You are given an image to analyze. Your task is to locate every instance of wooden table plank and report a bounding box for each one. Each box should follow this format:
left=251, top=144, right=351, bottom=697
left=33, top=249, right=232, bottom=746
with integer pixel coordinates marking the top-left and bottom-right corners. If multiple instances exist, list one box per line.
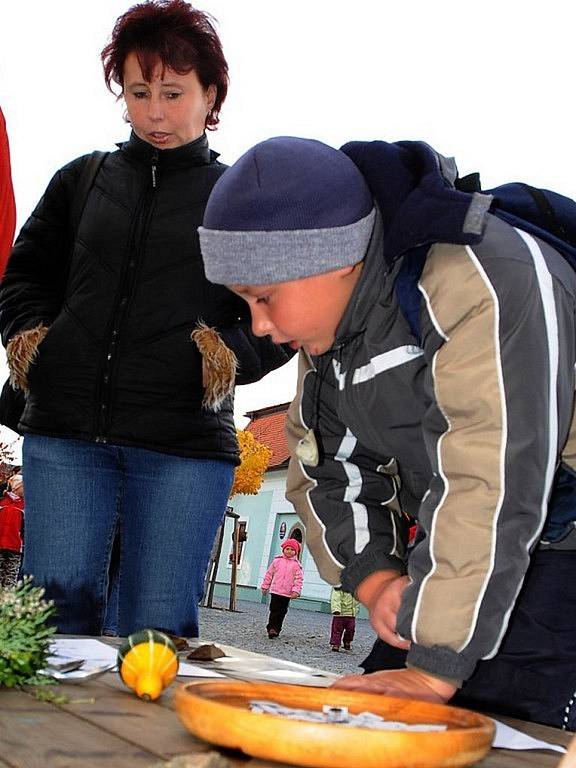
left=0, top=689, right=162, bottom=767
left=2, top=635, right=572, bottom=768
left=50, top=678, right=210, bottom=761
left=0, top=679, right=569, bottom=768
left=55, top=676, right=286, bottom=767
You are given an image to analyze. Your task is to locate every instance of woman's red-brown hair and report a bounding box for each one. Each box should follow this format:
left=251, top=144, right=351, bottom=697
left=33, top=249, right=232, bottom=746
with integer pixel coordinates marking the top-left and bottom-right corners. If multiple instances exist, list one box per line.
left=101, top=0, right=228, bottom=130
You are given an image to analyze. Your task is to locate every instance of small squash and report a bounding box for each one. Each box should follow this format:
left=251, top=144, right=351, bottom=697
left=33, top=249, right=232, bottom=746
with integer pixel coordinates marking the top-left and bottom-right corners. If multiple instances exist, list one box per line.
left=118, top=629, right=179, bottom=701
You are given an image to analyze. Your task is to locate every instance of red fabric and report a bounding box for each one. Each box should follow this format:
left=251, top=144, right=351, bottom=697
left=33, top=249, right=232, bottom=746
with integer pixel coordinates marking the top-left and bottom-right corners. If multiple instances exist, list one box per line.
left=0, top=108, right=16, bottom=279
left=0, top=493, right=23, bottom=552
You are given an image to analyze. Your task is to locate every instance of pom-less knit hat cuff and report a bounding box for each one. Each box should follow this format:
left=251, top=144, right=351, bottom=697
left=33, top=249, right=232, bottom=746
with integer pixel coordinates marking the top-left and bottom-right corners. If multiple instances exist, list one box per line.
left=199, top=207, right=376, bottom=286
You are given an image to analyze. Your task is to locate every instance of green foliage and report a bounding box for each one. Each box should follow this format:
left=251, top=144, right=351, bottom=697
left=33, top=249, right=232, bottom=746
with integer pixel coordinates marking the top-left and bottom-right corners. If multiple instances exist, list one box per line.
left=0, top=577, right=55, bottom=687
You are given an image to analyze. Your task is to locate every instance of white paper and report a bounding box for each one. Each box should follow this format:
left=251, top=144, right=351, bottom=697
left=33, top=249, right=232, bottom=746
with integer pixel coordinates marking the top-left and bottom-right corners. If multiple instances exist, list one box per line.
left=49, top=638, right=119, bottom=669
left=255, top=669, right=318, bottom=679
left=50, top=639, right=226, bottom=678
left=493, top=719, right=567, bottom=754
left=177, top=662, right=225, bottom=678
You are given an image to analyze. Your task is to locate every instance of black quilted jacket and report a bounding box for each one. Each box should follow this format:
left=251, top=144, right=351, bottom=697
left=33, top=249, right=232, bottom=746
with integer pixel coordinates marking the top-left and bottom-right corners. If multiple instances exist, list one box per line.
left=0, top=132, right=291, bottom=461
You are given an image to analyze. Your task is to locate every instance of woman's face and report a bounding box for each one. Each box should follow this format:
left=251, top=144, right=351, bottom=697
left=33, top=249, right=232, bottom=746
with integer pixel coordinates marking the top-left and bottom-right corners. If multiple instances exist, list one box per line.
left=123, top=51, right=216, bottom=149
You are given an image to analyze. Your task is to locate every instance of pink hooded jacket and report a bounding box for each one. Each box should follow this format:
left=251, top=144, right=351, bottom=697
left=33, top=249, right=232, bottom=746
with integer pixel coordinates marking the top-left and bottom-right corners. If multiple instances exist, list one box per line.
left=261, top=554, right=303, bottom=597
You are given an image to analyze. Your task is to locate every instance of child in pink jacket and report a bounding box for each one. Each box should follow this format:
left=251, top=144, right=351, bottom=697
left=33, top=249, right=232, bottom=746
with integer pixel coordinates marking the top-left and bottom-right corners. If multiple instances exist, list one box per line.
left=261, top=538, right=303, bottom=638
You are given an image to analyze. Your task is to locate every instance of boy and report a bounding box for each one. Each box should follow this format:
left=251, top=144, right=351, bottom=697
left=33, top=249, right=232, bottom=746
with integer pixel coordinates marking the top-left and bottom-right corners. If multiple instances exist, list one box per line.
left=199, top=137, right=576, bottom=729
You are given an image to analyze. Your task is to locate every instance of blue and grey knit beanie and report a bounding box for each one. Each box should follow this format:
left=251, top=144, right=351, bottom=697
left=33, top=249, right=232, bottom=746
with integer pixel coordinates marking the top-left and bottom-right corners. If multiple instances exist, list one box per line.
left=199, top=136, right=375, bottom=285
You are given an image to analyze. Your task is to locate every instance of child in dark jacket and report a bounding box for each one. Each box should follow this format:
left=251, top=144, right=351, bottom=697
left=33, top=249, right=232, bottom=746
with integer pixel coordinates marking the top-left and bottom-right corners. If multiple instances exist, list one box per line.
left=261, top=538, right=303, bottom=638
left=200, top=136, right=576, bottom=730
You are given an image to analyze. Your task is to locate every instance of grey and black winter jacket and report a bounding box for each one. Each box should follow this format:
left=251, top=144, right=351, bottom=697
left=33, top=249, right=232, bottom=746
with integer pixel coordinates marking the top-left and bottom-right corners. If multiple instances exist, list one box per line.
left=285, top=140, right=576, bottom=683
left=0, top=132, right=291, bottom=461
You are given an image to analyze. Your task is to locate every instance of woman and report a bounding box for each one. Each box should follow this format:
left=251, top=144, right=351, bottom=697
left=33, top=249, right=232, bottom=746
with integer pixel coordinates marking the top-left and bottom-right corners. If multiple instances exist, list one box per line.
left=0, top=0, right=290, bottom=636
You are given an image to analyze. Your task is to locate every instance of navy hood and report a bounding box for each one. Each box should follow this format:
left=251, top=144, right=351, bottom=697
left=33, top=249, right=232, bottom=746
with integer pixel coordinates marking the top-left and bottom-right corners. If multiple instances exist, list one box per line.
left=341, top=140, right=488, bottom=265
left=342, top=139, right=576, bottom=270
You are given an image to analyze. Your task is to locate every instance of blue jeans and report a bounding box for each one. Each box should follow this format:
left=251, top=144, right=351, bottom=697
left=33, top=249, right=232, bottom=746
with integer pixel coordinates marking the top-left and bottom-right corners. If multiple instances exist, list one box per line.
left=22, top=435, right=233, bottom=636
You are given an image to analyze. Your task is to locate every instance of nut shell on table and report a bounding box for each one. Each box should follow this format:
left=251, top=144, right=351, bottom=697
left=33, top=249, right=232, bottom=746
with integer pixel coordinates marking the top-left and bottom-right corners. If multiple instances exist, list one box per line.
left=186, top=643, right=227, bottom=661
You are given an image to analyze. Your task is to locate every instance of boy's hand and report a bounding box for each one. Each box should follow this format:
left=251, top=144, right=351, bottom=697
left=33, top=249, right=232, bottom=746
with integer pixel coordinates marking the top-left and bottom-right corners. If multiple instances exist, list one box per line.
left=357, top=570, right=410, bottom=650
left=332, top=668, right=457, bottom=705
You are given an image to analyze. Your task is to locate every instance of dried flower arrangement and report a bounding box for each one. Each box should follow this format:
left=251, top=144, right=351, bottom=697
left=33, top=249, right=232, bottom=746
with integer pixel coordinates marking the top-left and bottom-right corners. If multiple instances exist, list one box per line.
left=229, top=430, right=272, bottom=498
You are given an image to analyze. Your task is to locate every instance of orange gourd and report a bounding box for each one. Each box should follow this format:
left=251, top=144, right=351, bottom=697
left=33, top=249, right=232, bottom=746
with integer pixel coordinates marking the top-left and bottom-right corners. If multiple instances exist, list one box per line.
left=117, top=629, right=179, bottom=701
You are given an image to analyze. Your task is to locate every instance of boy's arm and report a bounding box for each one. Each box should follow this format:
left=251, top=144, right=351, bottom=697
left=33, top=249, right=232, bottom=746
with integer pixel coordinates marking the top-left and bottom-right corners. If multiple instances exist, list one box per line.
left=285, top=350, right=410, bottom=594
left=396, top=237, right=575, bottom=684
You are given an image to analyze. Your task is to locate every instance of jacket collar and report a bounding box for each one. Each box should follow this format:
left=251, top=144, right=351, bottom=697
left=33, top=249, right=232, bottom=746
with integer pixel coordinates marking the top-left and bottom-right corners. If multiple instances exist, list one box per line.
left=119, top=130, right=216, bottom=168
left=335, top=204, right=386, bottom=345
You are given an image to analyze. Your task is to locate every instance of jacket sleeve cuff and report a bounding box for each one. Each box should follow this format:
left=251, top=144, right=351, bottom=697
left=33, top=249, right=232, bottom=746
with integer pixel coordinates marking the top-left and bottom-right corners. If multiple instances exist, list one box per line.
left=407, top=643, right=475, bottom=684
left=340, top=549, right=406, bottom=595
left=405, top=663, right=462, bottom=689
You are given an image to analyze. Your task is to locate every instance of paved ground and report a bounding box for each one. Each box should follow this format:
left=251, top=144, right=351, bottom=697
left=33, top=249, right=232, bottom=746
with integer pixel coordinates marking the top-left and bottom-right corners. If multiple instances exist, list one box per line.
left=198, top=598, right=377, bottom=676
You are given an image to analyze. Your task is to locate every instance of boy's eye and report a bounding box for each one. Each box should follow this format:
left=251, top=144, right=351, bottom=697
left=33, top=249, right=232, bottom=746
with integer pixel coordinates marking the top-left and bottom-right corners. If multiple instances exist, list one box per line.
left=255, top=296, right=269, bottom=305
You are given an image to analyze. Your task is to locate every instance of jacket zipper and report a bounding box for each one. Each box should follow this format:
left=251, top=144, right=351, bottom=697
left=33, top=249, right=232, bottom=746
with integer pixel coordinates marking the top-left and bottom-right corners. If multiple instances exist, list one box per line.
left=95, top=151, right=159, bottom=442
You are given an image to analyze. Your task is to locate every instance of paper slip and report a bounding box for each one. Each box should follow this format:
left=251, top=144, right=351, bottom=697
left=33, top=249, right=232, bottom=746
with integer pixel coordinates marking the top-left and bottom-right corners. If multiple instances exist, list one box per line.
left=49, top=639, right=224, bottom=678
left=177, top=662, right=225, bottom=678
left=493, top=719, right=566, bottom=754
left=49, top=638, right=118, bottom=669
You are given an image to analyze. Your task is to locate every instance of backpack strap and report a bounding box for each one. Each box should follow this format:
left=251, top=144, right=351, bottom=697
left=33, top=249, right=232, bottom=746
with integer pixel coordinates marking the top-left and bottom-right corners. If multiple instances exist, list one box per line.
left=70, top=150, right=109, bottom=237
left=0, top=151, right=109, bottom=435
left=517, top=183, right=570, bottom=244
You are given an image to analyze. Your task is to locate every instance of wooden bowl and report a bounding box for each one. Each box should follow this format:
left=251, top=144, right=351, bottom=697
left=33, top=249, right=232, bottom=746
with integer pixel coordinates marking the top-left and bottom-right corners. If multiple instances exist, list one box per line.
left=174, top=680, right=494, bottom=768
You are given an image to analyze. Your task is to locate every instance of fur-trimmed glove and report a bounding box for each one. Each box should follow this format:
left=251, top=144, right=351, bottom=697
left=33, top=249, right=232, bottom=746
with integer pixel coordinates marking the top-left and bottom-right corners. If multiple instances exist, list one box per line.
left=191, top=323, right=238, bottom=412
left=6, top=324, right=49, bottom=392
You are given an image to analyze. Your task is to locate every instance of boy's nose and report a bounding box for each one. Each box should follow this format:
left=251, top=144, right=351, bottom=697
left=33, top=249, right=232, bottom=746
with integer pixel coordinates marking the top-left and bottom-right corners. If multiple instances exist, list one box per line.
left=251, top=308, right=274, bottom=338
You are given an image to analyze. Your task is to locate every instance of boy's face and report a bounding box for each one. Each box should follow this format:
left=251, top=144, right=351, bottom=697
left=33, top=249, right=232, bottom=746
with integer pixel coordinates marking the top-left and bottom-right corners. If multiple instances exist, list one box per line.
left=230, top=264, right=362, bottom=356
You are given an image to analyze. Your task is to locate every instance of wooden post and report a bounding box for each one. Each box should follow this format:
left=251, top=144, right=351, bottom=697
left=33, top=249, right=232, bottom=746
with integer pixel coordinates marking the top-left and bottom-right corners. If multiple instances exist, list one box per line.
left=203, top=522, right=224, bottom=608
left=202, top=506, right=241, bottom=611
left=228, top=511, right=240, bottom=612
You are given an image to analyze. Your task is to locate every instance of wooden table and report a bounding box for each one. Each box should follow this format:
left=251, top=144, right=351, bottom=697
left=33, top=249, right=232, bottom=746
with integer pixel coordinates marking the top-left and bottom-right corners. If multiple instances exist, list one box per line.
left=0, top=639, right=572, bottom=768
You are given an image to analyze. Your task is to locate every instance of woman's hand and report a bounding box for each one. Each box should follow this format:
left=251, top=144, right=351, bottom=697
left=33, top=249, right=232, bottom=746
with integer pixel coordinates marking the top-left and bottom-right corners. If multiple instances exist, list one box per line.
left=332, top=668, right=457, bottom=705
left=357, top=570, right=411, bottom=650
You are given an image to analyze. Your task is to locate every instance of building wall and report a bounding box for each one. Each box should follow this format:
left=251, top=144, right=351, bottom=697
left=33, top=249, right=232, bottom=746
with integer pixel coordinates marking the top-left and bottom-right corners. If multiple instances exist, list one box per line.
left=209, top=469, right=367, bottom=618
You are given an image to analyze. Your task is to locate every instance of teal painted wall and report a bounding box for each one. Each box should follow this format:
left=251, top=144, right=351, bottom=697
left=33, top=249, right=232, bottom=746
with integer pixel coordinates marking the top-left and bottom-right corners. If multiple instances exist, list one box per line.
left=214, top=490, right=273, bottom=587
left=268, top=511, right=303, bottom=565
